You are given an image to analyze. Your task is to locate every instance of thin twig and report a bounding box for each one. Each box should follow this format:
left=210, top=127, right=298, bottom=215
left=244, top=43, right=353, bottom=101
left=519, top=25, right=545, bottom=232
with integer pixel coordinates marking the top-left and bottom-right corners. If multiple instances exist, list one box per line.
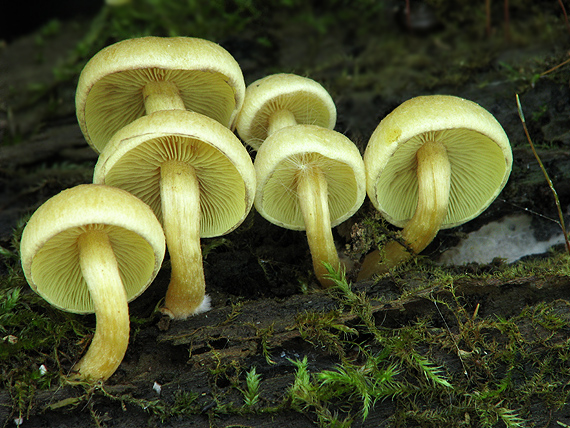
left=541, top=56, right=570, bottom=77
left=486, top=0, right=492, bottom=37
left=558, top=0, right=570, bottom=34
left=515, top=94, right=570, bottom=255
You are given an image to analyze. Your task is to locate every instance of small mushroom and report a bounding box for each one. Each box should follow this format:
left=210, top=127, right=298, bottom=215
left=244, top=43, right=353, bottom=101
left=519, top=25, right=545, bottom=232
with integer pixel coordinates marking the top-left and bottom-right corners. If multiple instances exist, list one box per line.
left=358, top=95, right=512, bottom=280
left=76, top=36, right=245, bottom=153
left=236, top=73, right=337, bottom=150
left=254, top=124, right=366, bottom=288
left=20, top=184, right=165, bottom=380
left=94, top=109, right=256, bottom=319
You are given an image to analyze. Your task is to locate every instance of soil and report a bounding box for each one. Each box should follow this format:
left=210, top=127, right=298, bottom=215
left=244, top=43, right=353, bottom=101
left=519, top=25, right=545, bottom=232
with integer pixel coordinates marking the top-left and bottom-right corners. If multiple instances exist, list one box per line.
left=2, top=1, right=570, bottom=427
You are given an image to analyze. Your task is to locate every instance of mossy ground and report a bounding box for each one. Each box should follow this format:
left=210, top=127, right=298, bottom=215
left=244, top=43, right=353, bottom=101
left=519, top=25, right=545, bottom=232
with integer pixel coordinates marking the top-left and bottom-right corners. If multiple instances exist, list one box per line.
left=1, top=1, right=570, bottom=426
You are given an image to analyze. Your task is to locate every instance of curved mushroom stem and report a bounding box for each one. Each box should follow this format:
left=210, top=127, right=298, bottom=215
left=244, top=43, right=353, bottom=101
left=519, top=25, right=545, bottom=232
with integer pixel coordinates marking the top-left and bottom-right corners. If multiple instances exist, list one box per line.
left=297, top=164, right=341, bottom=288
left=267, top=109, right=298, bottom=137
left=160, top=160, right=210, bottom=319
left=72, top=229, right=130, bottom=381
left=143, top=81, right=186, bottom=114
left=358, top=139, right=451, bottom=280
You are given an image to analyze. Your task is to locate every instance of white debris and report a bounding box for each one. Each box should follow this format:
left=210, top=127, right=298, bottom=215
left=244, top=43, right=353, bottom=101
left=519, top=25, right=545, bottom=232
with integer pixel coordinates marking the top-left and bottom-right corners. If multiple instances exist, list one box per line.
left=440, top=213, right=566, bottom=265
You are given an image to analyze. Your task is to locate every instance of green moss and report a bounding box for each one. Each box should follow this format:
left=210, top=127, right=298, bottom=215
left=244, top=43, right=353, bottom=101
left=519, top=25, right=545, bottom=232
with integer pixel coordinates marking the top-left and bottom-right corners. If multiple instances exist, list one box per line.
left=295, top=309, right=358, bottom=359
left=0, top=284, right=89, bottom=421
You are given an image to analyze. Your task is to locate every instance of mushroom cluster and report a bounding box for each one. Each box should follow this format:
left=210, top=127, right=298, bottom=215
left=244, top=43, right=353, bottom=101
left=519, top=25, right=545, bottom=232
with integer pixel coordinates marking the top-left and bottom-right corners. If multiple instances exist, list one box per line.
left=78, top=36, right=256, bottom=319
left=236, top=73, right=366, bottom=288
left=19, top=36, right=513, bottom=382
left=20, top=36, right=256, bottom=381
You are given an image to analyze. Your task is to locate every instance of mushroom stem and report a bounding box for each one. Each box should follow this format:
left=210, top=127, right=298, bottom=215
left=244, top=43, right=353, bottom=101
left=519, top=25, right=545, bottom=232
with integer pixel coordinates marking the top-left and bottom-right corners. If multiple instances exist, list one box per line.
left=160, top=159, right=210, bottom=319
left=267, top=109, right=298, bottom=137
left=358, top=139, right=451, bottom=279
left=72, top=229, right=130, bottom=381
left=296, top=164, right=341, bottom=288
left=143, top=81, right=186, bottom=114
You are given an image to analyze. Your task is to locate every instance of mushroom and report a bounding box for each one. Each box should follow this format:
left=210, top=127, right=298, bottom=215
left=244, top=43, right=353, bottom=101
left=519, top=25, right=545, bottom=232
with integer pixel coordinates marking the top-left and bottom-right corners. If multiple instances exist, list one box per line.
left=254, top=124, right=366, bottom=288
left=76, top=36, right=245, bottom=153
left=94, top=109, right=256, bottom=319
left=236, top=73, right=337, bottom=150
left=357, top=95, right=512, bottom=280
left=20, top=184, right=165, bottom=381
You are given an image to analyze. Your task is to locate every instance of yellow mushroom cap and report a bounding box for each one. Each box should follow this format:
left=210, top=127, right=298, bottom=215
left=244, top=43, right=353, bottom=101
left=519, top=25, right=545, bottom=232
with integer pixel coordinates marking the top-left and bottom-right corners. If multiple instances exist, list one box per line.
left=236, top=73, right=337, bottom=150
left=20, top=184, right=166, bottom=314
left=254, top=124, right=366, bottom=230
left=364, top=95, right=513, bottom=229
left=93, top=109, right=256, bottom=238
left=76, top=36, right=245, bottom=153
